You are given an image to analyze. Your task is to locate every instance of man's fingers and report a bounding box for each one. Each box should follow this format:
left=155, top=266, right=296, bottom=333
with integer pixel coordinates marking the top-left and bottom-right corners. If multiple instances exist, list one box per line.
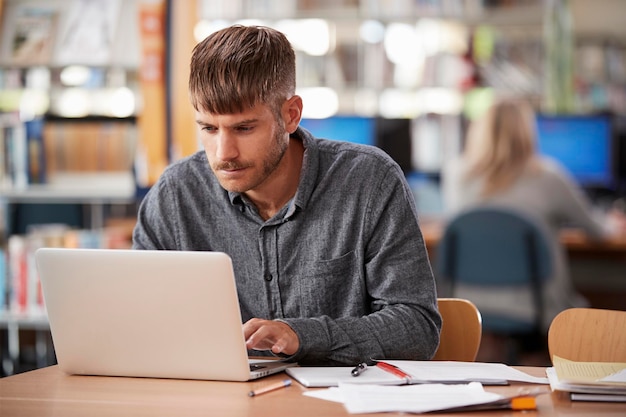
left=242, top=318, right=264, bottom=343
left=242, top=319, right=299, bottom=355
left=271, top=337, right=288, bottom=354
left=245, top=325, right=273, bottom=350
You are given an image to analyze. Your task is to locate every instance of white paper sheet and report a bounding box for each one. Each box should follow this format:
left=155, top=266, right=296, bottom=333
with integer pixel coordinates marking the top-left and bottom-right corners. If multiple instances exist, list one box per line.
left=338, top=382, right=503, bottom=414
left=383, top=360, right=549, bottom=384
left=601, top=369, right=626, bottom=383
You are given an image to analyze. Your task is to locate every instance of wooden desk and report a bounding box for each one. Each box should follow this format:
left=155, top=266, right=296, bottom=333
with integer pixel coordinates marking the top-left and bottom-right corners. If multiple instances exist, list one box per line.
left=1, top=365, right=625, bottom=416
left=420, top=221, right=626, bottom=255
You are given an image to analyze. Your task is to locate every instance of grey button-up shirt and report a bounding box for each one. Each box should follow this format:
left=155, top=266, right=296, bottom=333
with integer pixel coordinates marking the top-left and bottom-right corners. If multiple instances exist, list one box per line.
left=133, top=127, right=441, bottom=365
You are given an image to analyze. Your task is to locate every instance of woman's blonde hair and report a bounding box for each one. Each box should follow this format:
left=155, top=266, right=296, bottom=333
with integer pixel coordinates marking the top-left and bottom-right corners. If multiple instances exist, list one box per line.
left=463, top=98, right=539, bottom=196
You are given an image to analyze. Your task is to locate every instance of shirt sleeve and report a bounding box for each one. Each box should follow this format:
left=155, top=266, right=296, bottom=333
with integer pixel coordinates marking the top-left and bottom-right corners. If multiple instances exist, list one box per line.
left=132, top=175, right=180, bottom=250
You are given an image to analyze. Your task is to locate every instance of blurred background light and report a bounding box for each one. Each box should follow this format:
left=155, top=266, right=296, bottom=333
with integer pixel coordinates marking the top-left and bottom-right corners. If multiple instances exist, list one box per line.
left=193, top=19, right=230, bottom=42
left=60, top=65, right=91, bottom=86
left=463, top=87, right=495, bottom=120
left=415, top=18, right=442, bottom=57
left=109, top=87, right=136, bottom=117
left=19, top=90, right=50, bottom=119
left=278, top=19, right=331, bottom=56
left=56, top=88, right=91, bottom=118
left=297, top=87, right=338, bottom=118
left=359, top=20, right=385, bottom=44
left=416, top=87, right=464, bottom=115
left=379, top=89, right=419, bottom=118
left=384, top=23, right=422, bottom=66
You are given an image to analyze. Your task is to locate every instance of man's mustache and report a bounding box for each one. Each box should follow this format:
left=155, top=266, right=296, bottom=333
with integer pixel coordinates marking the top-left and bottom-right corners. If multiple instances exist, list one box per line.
left=213, top=161, right=251, bottom=170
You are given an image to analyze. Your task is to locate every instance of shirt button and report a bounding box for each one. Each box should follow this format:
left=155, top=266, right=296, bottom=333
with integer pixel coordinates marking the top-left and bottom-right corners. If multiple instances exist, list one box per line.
left=264, top=273, right=273, bottom=282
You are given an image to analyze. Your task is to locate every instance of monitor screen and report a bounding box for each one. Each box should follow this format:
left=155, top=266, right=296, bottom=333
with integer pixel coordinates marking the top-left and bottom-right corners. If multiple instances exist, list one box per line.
left=299, top=116, right=375, bottom=146
left=535, top=114, right=613, bottom=189
left=375, top=117, right=412, bottom=173
left=613, top=115, right=626, bottom=194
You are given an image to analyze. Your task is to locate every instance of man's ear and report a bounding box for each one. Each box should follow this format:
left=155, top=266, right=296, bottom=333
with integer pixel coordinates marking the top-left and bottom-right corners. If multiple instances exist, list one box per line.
left=283, top=95, right=303, bottom=134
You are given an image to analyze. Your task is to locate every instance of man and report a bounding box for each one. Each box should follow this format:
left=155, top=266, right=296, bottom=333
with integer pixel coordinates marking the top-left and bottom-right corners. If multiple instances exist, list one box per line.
left=132, top=25, right=441, bottom=366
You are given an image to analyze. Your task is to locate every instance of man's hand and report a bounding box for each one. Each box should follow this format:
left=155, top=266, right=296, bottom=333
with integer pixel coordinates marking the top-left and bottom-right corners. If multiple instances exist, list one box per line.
left=243, top=318, right=299, bottom=356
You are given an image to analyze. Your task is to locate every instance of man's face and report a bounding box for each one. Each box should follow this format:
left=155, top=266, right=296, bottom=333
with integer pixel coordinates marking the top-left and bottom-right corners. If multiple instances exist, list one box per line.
left=195, top=102, right=289, bottom=194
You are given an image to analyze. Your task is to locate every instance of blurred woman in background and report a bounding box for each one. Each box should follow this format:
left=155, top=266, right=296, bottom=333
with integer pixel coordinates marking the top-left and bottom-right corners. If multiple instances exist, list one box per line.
left=441, top=98, right=624, bottom=362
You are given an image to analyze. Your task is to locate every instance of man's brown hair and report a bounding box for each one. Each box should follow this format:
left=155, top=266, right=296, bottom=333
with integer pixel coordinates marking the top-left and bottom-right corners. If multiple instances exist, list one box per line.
left=189, top=25, right=296, bottom=117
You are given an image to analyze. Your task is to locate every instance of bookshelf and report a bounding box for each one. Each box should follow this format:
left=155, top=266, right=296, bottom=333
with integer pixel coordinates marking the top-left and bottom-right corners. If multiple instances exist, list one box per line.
left=0, top=0, right=161, bottom=376
left=0, top=0, right=164, bottom=237
left=0, top=0, right=145, bottom=218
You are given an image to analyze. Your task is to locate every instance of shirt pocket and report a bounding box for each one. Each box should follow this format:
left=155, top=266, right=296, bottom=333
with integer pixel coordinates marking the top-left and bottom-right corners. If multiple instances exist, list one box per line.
left=297, top=250, right=365, bottom=318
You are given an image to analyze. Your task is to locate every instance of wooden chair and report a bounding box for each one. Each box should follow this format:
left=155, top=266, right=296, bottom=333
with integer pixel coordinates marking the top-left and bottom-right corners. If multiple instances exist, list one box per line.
left=547, top=307, right=626, bottom=363
left=432, top=298, right=482, bottom=361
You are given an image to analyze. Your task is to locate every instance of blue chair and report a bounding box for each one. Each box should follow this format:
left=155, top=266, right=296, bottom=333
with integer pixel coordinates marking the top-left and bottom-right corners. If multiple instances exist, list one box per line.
left=435, top=206, right=553, bottom=361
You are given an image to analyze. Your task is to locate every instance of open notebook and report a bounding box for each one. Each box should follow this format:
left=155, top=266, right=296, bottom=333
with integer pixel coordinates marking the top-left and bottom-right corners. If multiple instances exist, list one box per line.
left=35, top=248, right=294, bottom=381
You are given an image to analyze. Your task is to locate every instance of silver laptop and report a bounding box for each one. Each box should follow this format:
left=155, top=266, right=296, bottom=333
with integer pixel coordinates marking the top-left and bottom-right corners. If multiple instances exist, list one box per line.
left=35, top=248, right=294, bottom=381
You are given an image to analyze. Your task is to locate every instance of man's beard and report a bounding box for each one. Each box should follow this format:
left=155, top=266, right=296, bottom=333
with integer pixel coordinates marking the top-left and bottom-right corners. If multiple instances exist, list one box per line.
left=211, top=125, right=289, bottom=193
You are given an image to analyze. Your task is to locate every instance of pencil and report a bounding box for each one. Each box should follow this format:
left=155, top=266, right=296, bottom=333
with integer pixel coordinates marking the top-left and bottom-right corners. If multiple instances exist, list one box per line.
left=248, top=379, right=292, bottom=397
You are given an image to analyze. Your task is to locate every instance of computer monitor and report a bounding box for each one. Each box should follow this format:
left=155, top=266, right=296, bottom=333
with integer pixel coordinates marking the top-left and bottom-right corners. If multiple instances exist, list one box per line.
left=374, top=117, right=412, bottom=173
left=299, top=116, right=375, bottom=146
left=535, top=114, right=614, bottom=189
left=613, top=115, right=626, bottom=195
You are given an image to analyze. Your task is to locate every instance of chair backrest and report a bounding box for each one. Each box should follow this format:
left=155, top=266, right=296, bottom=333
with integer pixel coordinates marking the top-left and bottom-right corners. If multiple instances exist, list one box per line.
left=548, top=307, right=626, bottom=363
left=437, top=207, right=552, bottom=285
left=435, top=206, right=553, bottom=333
left=432, top=298, right=482, bottom=361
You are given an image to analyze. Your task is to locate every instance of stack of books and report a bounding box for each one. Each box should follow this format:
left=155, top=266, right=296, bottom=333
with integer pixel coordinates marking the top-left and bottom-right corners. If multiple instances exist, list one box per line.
left=547, top=355, right=626, bottom=402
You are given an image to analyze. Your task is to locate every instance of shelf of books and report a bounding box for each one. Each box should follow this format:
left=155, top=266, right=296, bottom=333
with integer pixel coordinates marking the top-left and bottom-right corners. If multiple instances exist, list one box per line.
left=0, top=0, right=169, bottom=375
left=1, top=114, right=138, bottom=202
left=1, top=222, right=132, bottom=314
left=0, top=0, right=168, bottom=193
left=0, top=222, right=136, bottom=376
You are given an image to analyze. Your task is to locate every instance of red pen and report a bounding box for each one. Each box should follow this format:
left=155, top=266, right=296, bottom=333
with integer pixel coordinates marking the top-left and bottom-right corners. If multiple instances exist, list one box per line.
left=376, top=361, right=412, bottom=382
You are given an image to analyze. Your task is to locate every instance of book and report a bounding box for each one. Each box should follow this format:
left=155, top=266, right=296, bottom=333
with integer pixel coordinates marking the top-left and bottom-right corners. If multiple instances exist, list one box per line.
left=7, top=234, right=28, bottom=312
left=0, top=117, right=7, bottom=188
left=25, top=118, right=46, bottom=184
left=3, top=223, right=135, bottom=315
left=0, top=249, right=6, bottom=311
left=286, top=360, right=548, bottom=388
left=570, top=392, right=626, bottom=402
left=0, top=113, right=28, bottom=189
left=546, top=356, right=626, bottom=402
left=42, top=120, right=136, bottom=174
